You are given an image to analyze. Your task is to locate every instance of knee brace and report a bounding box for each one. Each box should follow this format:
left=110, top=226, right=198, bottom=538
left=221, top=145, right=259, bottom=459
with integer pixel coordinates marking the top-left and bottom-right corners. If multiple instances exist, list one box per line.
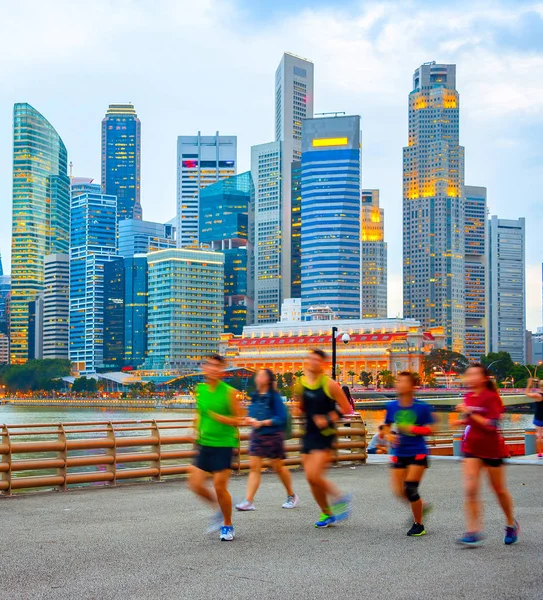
left=404, top=480, right=420, bottom=503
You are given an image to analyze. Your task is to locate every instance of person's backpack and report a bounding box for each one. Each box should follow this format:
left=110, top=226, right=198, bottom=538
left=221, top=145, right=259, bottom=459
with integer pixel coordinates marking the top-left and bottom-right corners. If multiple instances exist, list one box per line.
left=270, top=393, right=294, bottom=440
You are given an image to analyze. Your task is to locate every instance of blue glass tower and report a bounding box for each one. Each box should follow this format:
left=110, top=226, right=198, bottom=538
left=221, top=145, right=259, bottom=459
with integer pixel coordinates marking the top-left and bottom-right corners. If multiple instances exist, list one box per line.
left=124, top=256, right=148, bottom=368
left=103, top=258, right=125, bottom=369
left=300, top=116, right=362, bottom=319
left=101, top=104, right=142, bottom=221
left=0, top=254, right=10, bottom=336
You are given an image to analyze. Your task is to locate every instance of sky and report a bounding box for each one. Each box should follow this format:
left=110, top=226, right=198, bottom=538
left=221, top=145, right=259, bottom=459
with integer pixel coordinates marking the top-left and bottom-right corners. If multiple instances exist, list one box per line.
left=0, top=0, right=541, bottom=329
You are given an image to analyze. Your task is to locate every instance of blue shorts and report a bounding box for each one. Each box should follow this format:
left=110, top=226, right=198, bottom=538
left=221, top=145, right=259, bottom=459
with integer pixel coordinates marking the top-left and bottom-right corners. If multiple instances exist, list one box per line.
left=194, top=445, right=234, bottom=473
left=534, top=419, right=543, bottom=428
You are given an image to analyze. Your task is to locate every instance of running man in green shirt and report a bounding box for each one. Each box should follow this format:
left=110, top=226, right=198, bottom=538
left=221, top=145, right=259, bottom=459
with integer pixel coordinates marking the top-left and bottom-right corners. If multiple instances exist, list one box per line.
left=188, top=354, right=242, bottom=541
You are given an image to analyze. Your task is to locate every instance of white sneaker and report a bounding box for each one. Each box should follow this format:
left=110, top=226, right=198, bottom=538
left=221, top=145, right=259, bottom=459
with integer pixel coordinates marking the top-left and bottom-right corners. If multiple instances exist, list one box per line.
left=220, top=525, right=235, bottom=541
left=235, top=499, right=255, bottom=511
left=282, top=494, right=299, bottom=509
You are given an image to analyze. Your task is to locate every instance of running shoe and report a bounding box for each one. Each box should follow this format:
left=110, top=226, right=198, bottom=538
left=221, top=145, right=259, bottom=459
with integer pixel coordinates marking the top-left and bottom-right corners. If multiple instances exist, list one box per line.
left=206, top=510, right=223, bottom=534
left=314, top=513, right=336, bottom=528
left=235, top=500, right=255, bottom=511
left=282, top=494, right=299, bottom=509
left=220, top=525, right=235, bottom=541
left=456, top=532, right=484, bottom=547
left=331, top=493, right=352, bottom=522
left=407, top=522, right=426, bottom=537
left=504, top=520, right=519, bottom=545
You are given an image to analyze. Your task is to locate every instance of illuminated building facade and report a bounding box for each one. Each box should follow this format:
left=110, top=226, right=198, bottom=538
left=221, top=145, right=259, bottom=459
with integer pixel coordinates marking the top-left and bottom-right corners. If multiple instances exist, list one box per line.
left=403, top=62, right=465, bottom=352
left=70, top=187, right=118, bottom=374
left=10, top=103, right=70, bottom=363
left=43, top=254, right=70, bottom=359
left=119, top=219, right=175, bottom=258
left=103, top=258, right=125, bottom=369
left=0, top=254, right=10, bottom=336
left=101, top=103, right=142, bottom=221
left=0, top=334, right=8, bottom=365
left=301, top=115, right=362, bottom=320
left=200, top=172, right=253, bottom=334
left=176, top=133, right=237, bottom=248
left=489, top=216, right=526, bottom=363
left=291, top=161, right=302, bottom=298
left=250, top=141, right=282, bottom=324
left=464, top=186, right=488, bottom=361
left=361, top=190, right=387, bottom=318
left=146, top=249, right=224, bottom=370
left=275, top=53, right=314, bottom=301
left=229, top=317, right=443, bottom=378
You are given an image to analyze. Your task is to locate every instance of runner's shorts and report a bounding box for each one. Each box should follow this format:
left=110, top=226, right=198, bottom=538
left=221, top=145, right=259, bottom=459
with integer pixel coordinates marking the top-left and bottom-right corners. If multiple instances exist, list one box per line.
left=463, top=453, right=503, bottom=467
left=194, top=445, right=234, bottom=473
left=389, top=454, right=429, bottom=469
left=533, top=419, right=543, bottom=427
left=302, top=433, right=335, bottom=454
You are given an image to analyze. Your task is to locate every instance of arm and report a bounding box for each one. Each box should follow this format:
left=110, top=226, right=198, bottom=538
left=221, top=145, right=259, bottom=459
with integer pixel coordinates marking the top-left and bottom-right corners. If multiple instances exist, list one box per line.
left=327, top=378, right=352, bottom=417
left=208, top=389, right=243, bottom=426
left=253, top=393, right=286, bottom=429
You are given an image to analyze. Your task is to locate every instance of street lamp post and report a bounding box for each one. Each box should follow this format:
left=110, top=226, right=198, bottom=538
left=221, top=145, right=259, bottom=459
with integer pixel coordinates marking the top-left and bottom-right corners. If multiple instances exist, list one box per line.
left=331, top=327, right=351, bottom=380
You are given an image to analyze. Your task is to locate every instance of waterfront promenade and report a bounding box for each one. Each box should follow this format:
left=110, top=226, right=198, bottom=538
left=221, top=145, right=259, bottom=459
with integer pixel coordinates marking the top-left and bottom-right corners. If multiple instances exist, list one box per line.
left=1, top=460, right=542, bottom=600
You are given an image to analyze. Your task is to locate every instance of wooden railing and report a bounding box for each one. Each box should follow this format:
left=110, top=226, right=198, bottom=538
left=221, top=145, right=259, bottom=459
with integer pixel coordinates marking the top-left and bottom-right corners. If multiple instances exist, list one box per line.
left=0, top=415, right=367, bottom=496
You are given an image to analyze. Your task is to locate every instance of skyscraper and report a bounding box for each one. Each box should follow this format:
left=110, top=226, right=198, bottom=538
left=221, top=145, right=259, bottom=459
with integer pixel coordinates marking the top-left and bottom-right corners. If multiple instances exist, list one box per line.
left=488, top=216, right=526, bottom=363
left=291, top=161, right=302, bottom=299
left=200, top=172, right=253, bottom=334
left=10, top=103, right=70, bottom=363
left=176, top=133, right=237, bottom=248
left=275, top=53, right=314, bottom=300
left=43, top=254, right=70, bottom=359
left=250, top=141, right=282, bottom=324
left=0, top=254, right=10, bottom=336
left=101, top=103, right=142, bottom=221
left=403, top=62, right=465, bottom=352
left=361, top=190, right=387, bottom=319
left=146, top=249, right=224, bottom=370
left=464, top=186, right=488, bottom=361
left=70, top=183, right=117, bottom=374
left=103, top=258, right=125, bottom=369
left=301, top=115, right=362, bottom=320
left=27, top=295, right=44, bottom=360
left=118, top=219, right=176, bottom=258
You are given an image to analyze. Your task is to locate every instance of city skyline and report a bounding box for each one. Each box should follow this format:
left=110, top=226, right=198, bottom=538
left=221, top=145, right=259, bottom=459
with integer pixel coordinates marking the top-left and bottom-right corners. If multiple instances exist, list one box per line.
left=0, top=1, right=541, bottom=330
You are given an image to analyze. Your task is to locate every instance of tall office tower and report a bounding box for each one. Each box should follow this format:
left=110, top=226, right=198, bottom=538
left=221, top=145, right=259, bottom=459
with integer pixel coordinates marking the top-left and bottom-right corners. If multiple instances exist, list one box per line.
left=275, top=53, right=314, bottom=300
left=10, top=103, right=70, bottom=363
left=42, top=254, right=69, bottom=359
left=27, top=295, right=44, bottom=360
left=361, top=190, right=387, bottom=319
left=0, top=254, right=10, bottom=335
left=118, top=219, right=176, bottom=258
left=176, top=133, right=237, bottom=248
left=103, top=258, right=125, bottom=369
left=0, top=334, right=8, bottom=365
left=403, top=62, right=465, bottom=352
left=464, top=186, right=488, bottom=361
left=70, top=185, right=117, bottom=374
left=146, top=249, right=224, bottom=370
left=101, top=104, right=142, bottom=221
left=301, top=115, right=362, bottom=320
left=489, top=216, right=526, bottom=363
left=200, top=172, right=253, bottom=334
left=250, top=141, right=282, bottom=323
left=291, top=161, right=302, bottom=299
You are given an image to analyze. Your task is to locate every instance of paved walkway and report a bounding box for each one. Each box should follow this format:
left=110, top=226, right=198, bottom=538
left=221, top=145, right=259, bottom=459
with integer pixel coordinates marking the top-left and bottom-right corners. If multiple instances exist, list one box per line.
left=1, top=461, right=542, bottom=600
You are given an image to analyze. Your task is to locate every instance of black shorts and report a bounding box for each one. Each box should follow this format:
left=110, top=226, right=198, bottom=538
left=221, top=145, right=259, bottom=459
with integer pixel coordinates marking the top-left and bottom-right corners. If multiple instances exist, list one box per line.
left=194, top=445, right=234, bottom=473
left=302, top=433, right=335, bottom=454
left=464, top=453, right=503, bottom=467
left=390, top=455, right=429, bottom=469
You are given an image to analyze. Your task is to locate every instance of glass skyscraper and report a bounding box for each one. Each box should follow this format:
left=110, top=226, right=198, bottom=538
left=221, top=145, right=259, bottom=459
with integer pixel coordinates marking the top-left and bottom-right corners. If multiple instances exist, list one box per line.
left=70, top=184, right=117, bottom=374
left=43, top=254, right=70, bottom=359
left=10, top=103, right=70, bottom=363
left=403, top=62, right=465, bottom=352
left=176, top=133, right=237, bottom=248
left=0, top=254, right=10, bottom=336
left=101, top=104, right=142, bottom=221
left=290, top=161, right=302, bottom=299
left=103, top=258, right=125, bottom=369
left=200, top=172, right=253, bottom=334
left=301, top=115, right=362, bottom=320
left=118, top=219, right=175, bottom=258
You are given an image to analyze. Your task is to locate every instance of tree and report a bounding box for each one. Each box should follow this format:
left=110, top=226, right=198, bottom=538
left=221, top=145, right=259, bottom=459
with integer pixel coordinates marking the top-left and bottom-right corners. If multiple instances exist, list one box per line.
left=294, top=369, right=304, bottom=379
left=0, top=359, right=71, bottom=392
left=72, top=376, right=97, bottom=394
left=480, top=352, right=514, bottom=383
left=359, top=371, right=372, bottom=388
left=378, top=370, right=395, bottom=389
left=423, top=349, right=469, bottom=378
left=347, top=370, right=356, bottom=385
left=283, top=372, right=294, bottom=389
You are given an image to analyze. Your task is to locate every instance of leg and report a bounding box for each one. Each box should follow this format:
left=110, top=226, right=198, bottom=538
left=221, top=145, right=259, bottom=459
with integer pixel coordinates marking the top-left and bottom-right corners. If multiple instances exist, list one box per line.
left=188, top=466, right=215, bottom=506
left=303, top=450, right=339, bottom=514
left=245, top=455, right=263, bottom=503
left=213, top=469, right=233, bottom=527
left=463, top=458, right=484, bottom=533
left=270, top=458, right=294, bottom=496
left=390, top=467, right=407, bottom=502
left=404, top=464, right=426, bottom=524
left=487, top=464, right=515, bottom=527
left=536, top=426, right=543, bottom=455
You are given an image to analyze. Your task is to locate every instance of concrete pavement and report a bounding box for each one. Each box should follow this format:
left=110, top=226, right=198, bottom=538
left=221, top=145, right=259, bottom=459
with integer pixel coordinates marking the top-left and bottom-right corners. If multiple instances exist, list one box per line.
left=0, top=461, right=542, bottom=600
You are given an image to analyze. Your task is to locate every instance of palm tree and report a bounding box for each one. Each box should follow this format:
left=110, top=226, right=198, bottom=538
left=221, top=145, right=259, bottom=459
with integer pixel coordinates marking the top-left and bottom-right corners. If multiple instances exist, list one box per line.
left=347, top=370, right=356, bottom=385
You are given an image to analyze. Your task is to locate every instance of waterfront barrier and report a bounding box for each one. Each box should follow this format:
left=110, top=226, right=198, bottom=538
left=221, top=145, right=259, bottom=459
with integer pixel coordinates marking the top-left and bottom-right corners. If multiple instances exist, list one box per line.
left=0, top=415, right=366, bottom=496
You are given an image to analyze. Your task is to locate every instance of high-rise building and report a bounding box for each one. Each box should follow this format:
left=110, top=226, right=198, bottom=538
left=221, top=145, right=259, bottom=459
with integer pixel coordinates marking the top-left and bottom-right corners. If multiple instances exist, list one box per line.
left=0, top=254, right=10, bottom=336
left=27, top=295, right=44, bottom=360
left=464, top=186, right=488, bottom=361
left=291, top=161, right=302, bottom=299
left=43, top=254, right=70, bottom=359
left=10, top=103, right=70, bottom=363
left=250, top=141, right=282, bottom=324
left=275, top=53, right=314, bottom=300
left=488, top=216, right=526, bottom=363
left=103, top=258, right=125, bottom=369
left=200, top=172, right=253, bottom=334
left=101, top=103, right=141, bottom=221
left=361, top=190, right=387, bottom=319
left=301, top=115, right=362, bottom=320
left=146, top=249, right=224, bottom=370
left=70, top=184, right=117, bottom=374
left=176, top=133, right=236, bottom=248
left=0, top=334, right=8, bottom=365
left=403, top=63, right=465, bottom=352
left=118, top=219, right=176, bottom=258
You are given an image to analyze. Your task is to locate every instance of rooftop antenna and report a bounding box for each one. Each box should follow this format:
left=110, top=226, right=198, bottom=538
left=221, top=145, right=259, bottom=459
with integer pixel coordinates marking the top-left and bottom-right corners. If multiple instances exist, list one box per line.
left=69, top=161, right=73, bottom=179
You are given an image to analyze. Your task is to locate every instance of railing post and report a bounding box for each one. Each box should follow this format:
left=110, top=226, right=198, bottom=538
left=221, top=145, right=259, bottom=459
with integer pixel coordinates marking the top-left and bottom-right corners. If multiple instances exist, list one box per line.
left=453, top=433, right=463, bottom=457
left=151, top=420, right=162, bottom=482
left=56, top=424, right=67, bottom=491
left=525, top=428, right=537, bottom=456
left=106, top=422, right=117, bottom=486
left=1, top=425, right=12, bottom=496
